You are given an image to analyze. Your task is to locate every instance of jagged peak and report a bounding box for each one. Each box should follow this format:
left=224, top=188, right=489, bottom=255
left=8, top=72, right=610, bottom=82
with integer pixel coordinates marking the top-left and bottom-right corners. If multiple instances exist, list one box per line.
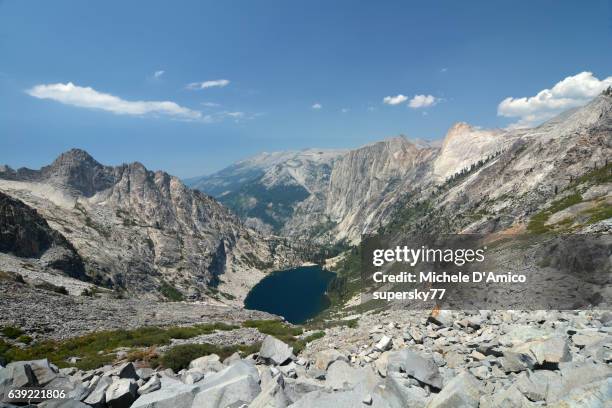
left=51, top=148, right=100, bottom=166
left=441, top=122, right=506, bottom=149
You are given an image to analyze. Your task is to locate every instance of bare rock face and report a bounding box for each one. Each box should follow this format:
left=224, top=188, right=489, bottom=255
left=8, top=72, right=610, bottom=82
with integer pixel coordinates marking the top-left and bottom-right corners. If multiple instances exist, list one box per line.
left=320, top=137, right=438, bottom=242
left=432, top=122, right=512, bottom=182
left=0, top=150, right=300, bottom=303
left=0, top=191, right=85, bottom=278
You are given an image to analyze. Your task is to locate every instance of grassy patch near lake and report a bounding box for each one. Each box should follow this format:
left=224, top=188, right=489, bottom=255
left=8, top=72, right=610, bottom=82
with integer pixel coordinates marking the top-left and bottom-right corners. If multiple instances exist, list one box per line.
left=0, top=323, right=237, bottom=370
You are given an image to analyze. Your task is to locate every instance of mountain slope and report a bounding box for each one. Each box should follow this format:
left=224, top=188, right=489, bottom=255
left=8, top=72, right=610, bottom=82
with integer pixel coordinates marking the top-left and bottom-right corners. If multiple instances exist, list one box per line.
left=0, top=150, right=300, bottom=303
left=188, top=149, right=346, bottom=234
left=385, top=92, right=612, bottom=236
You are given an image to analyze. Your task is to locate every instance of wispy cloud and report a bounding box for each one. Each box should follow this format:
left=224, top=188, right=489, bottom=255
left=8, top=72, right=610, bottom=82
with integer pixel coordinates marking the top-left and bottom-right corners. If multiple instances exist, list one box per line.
left=27, top=82, right=202, bottom=120
left=498, top=71, right=612, bottom=128
left=186, top=79, right=230, bottom=90
left=440, top=67, right=448, bottom=73
left=153, top=70, right=165, bottom=79
left=312, top=103, right=322, bottom=110
left=408, top=94, right=438, bottom=109
left=202, top=101, right=221, bottom=107
left=383, top=94, right=408, bottom=105
left=341, top=108, right=349, bottom=113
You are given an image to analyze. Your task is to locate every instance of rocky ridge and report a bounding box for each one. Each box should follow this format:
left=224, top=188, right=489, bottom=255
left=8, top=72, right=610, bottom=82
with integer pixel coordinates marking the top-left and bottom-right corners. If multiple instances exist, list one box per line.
left=0, top=150, right=301, bottom=303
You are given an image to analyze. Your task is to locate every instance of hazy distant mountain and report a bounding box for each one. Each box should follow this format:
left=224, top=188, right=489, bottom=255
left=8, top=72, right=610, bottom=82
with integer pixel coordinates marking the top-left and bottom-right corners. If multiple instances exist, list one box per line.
left=187, top=149, right=346, bottom=234
left=0, top=150, right=300, bottom=303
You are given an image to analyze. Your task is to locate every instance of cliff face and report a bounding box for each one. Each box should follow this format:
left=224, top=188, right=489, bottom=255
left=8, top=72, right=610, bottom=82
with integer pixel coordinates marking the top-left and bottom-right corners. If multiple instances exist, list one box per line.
left=432, top=123, right=512, bottom=182
left=0, top=191, right=85, bottom=278
left=0, top=151, right=300, bottom=303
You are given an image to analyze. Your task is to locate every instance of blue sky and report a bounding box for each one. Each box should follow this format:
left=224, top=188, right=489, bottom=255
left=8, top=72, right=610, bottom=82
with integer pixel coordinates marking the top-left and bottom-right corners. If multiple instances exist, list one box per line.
left=1, top=1, right=611, bottom=177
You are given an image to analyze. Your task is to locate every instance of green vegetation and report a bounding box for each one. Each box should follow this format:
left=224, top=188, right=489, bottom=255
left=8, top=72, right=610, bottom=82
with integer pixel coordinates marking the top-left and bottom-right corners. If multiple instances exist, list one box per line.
left=0, top=318, right=329, bottom=371
left=220, top=182, right=310, bottom=231
left=574, top=162, right=612, bottom=186
left=326, top=247, right=362, bottom=306
left=243, top=319, right=302, bottom=343
left=81, top=286, right=101, bottom=297
left=0, top=323, right=236, bottom=370
left=307, top=318, right=359, bottom=331
left=159, top=280, right=185, bottom=301
left=241, top=319, right=322, bottom=354
left=160, top=343, right=260, bottom=371
left=0, top=270, right=25, bottom=283
left=585, top=203, right=612, bottom=224
left=17, top=335, right=33, bottom=345
left=1, top=326, right=24, bottom=339
left=34, top=281, right=69, bottom=295
left=527, top=192, right=583, bottom=234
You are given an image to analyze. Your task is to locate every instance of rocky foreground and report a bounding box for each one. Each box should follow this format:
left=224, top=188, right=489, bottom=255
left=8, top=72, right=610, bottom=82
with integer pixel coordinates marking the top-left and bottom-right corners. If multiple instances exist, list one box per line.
left=1, top=309, right=610, bottom=407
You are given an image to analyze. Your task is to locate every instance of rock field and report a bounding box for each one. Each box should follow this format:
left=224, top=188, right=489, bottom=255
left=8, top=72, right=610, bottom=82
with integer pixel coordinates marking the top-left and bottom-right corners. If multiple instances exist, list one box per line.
left=1, top=308, right=610, bottom=407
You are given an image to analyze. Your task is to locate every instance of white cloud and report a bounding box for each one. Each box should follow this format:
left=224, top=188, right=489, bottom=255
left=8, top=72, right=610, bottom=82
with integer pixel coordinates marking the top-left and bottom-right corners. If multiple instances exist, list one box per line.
left=312, top=103, right=322, bottom=109
left=202, top=101, right=221, bottom=107
left=186, top=79, right=230, bottom=90
left=408, top=94, right=438, bottom=108
left=497, top=71, right=612, bottom=128
left=153, top=70, right=165, bottom=79
left=383, top=94, right=408, bottom=105
left=27, top=82, right=203, bottom=120
left=341, top=108, right=349, bottom=113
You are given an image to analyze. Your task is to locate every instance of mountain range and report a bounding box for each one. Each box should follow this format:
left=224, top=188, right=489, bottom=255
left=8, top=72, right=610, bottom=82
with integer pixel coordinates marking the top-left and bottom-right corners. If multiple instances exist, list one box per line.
left=0, top=89, right=610, bottom=304
left=0, top=150, right=300, bottom=303
left=188, top=91, right=611, bottom=243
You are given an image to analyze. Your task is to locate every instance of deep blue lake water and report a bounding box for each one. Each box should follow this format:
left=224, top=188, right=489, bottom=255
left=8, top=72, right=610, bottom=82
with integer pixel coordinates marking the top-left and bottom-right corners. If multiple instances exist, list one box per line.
left=244, top=265, right=336, bottom=324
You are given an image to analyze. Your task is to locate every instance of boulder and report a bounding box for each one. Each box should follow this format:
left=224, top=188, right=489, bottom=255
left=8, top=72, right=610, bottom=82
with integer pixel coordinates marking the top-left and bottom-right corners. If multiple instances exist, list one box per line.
left=325, top=360, right=376, bottom=390
left=501, top=351, right=535, bottom=373
left=427, top=371, right=482, bottom=408
left=5, top=363, right=35, bottom=388
left=190, top=373, right=260, bottom=408
left=131, top=380, right=198, bottom=408
left=259, top=336, right=293, bottom=366
left=386, top=350, right=443, bottom=389
left=480, top=384, right=534, bottom=408
left=7, top=359, right=57, bottom=386
left=249, top=374, right=290, bottom=408
left=135, top=368, right=155, bottom=381
left=83, top=376, right=113, bottom=408
left=181, top=369, right=205, bottom=384
left=572, top=332, right=608, bottom=348
left=117, top=362, right=138, bottom=380
left=384, top=376, right=430, bottom=407
left=554, top=378, right=612, bottom=407
left=374, top=336, right=393, bottom=352
left=222, top=352, right=241, bottom=366
left=138, top=375, right=161, bottom=395
left=313, top=349, right=348, bottom=371
left=428, top=310, right=453, bottom=327
left=44, top=375, right=88, bottom=401
left=105, top=379, right=137, bottom=408
left=375, top=351, right=390, bottom=377
left=188, top=354, right=223, bottom=373
left=514, top=337, right=571, bottom=366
